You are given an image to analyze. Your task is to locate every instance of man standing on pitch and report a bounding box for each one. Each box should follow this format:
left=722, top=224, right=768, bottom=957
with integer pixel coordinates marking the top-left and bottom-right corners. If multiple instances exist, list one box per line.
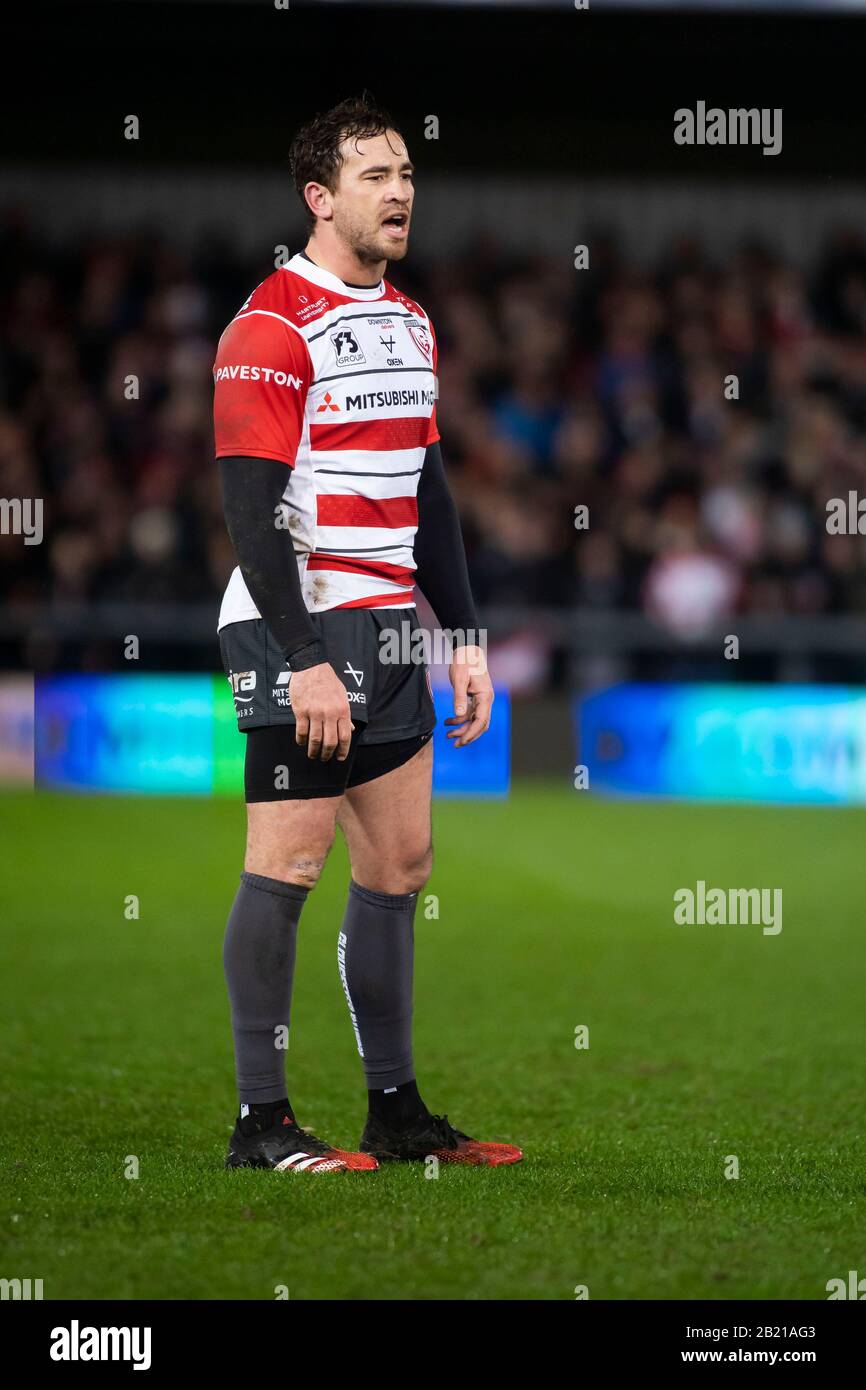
left=214, top=95, right=522, bottom=1174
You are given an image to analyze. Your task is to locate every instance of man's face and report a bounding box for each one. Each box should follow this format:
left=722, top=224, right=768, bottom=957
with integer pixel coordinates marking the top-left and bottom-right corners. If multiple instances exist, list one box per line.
left=321, top=129, right=414, bottom=264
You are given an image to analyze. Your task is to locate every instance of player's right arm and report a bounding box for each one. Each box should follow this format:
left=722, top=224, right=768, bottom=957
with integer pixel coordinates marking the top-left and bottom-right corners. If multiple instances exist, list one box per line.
left=214, top=312, right=353, bottom=762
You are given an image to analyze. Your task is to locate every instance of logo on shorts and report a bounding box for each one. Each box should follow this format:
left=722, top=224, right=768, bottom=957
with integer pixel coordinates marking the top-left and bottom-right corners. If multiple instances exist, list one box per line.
left=330, top=329, right=366, bottom=368
left=272, top=670, right=292, bottom=707
left=228, top=669, right=256, bottom=702
left=342, top=663, right=366, bottom=704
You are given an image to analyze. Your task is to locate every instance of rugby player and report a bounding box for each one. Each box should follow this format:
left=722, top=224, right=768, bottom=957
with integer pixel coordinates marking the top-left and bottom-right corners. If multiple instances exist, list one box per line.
left=215, top=95, right=522, bottom=1174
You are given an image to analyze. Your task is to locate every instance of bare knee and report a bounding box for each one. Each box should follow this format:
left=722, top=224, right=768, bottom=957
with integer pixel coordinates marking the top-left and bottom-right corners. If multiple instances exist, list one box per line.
left=255, top=850, right=331, bottom=889
left=367, top=840, right=433, bottom=895
left=245, top=802, right=336, bottom=888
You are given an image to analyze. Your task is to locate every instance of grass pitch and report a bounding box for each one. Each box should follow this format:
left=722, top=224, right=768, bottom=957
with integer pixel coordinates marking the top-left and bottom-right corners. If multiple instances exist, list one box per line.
left=1, top=784, right=864, bottom=1300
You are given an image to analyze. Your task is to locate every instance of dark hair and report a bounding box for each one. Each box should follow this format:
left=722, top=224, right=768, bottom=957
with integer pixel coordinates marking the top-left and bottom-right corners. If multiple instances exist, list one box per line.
left=289, top=93, right=403, bottom=229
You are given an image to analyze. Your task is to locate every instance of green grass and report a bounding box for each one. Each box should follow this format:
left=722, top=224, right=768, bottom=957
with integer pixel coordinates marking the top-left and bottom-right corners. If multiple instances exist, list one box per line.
left=1, top=785, right=864, bottom=1300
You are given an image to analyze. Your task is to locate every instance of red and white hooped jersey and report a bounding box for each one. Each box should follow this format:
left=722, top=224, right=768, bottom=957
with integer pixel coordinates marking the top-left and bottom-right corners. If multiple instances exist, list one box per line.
left=213, top=252, right=439, bottom=629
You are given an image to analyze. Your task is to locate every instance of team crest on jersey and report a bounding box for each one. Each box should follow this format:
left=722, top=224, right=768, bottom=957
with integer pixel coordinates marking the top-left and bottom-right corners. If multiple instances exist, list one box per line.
left=330, top=328, right=366, bottom=367
left=405, top=321, right=432, bottom=362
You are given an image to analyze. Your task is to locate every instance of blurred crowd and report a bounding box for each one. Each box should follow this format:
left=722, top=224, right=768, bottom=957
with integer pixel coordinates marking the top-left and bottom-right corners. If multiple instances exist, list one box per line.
left=3, top=208, right=866, bottom=656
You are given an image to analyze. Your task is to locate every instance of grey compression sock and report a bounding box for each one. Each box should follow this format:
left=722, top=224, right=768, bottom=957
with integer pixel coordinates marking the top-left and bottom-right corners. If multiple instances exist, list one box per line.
left=337, top=879, right=419, bottom=1090
left=223, top=871, right=309, bottom=1105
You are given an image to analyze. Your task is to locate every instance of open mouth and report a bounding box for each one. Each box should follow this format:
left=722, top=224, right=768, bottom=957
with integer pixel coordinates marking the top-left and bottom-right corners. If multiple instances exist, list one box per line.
left=381, top=212, right=409, bottom=234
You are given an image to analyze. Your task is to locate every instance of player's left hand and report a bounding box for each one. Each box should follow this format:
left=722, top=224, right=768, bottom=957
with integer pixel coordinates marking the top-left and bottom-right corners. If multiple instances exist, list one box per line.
left=445, top=644, right=493, bottom=747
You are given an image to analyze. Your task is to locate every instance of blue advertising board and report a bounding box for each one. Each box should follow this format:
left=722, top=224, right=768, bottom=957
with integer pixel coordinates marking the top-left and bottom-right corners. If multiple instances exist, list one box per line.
left=577, top=683, right=866, bottom=804
left=33, top=674, right=510, bottom=798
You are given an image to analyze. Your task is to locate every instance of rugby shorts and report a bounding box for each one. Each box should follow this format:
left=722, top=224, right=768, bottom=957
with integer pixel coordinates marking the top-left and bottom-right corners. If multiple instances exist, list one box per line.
left=219, top=607, right=436, bottom=802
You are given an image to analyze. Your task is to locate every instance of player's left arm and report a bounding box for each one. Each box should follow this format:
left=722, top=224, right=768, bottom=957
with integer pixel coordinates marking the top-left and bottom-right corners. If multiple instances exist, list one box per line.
left=413, top=439, right=492, bottom=747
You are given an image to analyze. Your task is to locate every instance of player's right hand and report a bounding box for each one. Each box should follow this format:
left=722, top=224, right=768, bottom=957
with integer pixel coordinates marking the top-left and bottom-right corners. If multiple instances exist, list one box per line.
left=291, top=663, right=354, bottom=762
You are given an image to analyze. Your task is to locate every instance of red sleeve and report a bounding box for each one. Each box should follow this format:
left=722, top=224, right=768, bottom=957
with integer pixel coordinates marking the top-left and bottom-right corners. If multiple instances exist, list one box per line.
left=426, top=320, right=440, bottom=446
left=213, top=311, right=311, bottom=467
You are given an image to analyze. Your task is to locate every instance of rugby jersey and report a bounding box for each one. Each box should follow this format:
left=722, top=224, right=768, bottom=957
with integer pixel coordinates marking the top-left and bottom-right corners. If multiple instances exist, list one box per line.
left=214, top=252, right=439, bottom=630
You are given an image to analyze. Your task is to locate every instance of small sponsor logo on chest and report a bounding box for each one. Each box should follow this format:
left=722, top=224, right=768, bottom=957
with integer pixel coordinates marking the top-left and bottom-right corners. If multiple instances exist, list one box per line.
left=320, top=316, right=432, bottom=375
left=330, top=329, right=365, bottom=368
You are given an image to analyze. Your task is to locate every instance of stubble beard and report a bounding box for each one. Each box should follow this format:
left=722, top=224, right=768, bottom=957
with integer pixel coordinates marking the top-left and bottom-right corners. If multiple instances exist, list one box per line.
left=335, top=208, right=410, bottom=267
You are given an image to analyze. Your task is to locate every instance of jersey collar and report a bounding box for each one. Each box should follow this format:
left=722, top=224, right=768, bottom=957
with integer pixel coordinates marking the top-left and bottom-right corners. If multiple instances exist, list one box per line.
left=285, top=252, right=384, bottom=301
